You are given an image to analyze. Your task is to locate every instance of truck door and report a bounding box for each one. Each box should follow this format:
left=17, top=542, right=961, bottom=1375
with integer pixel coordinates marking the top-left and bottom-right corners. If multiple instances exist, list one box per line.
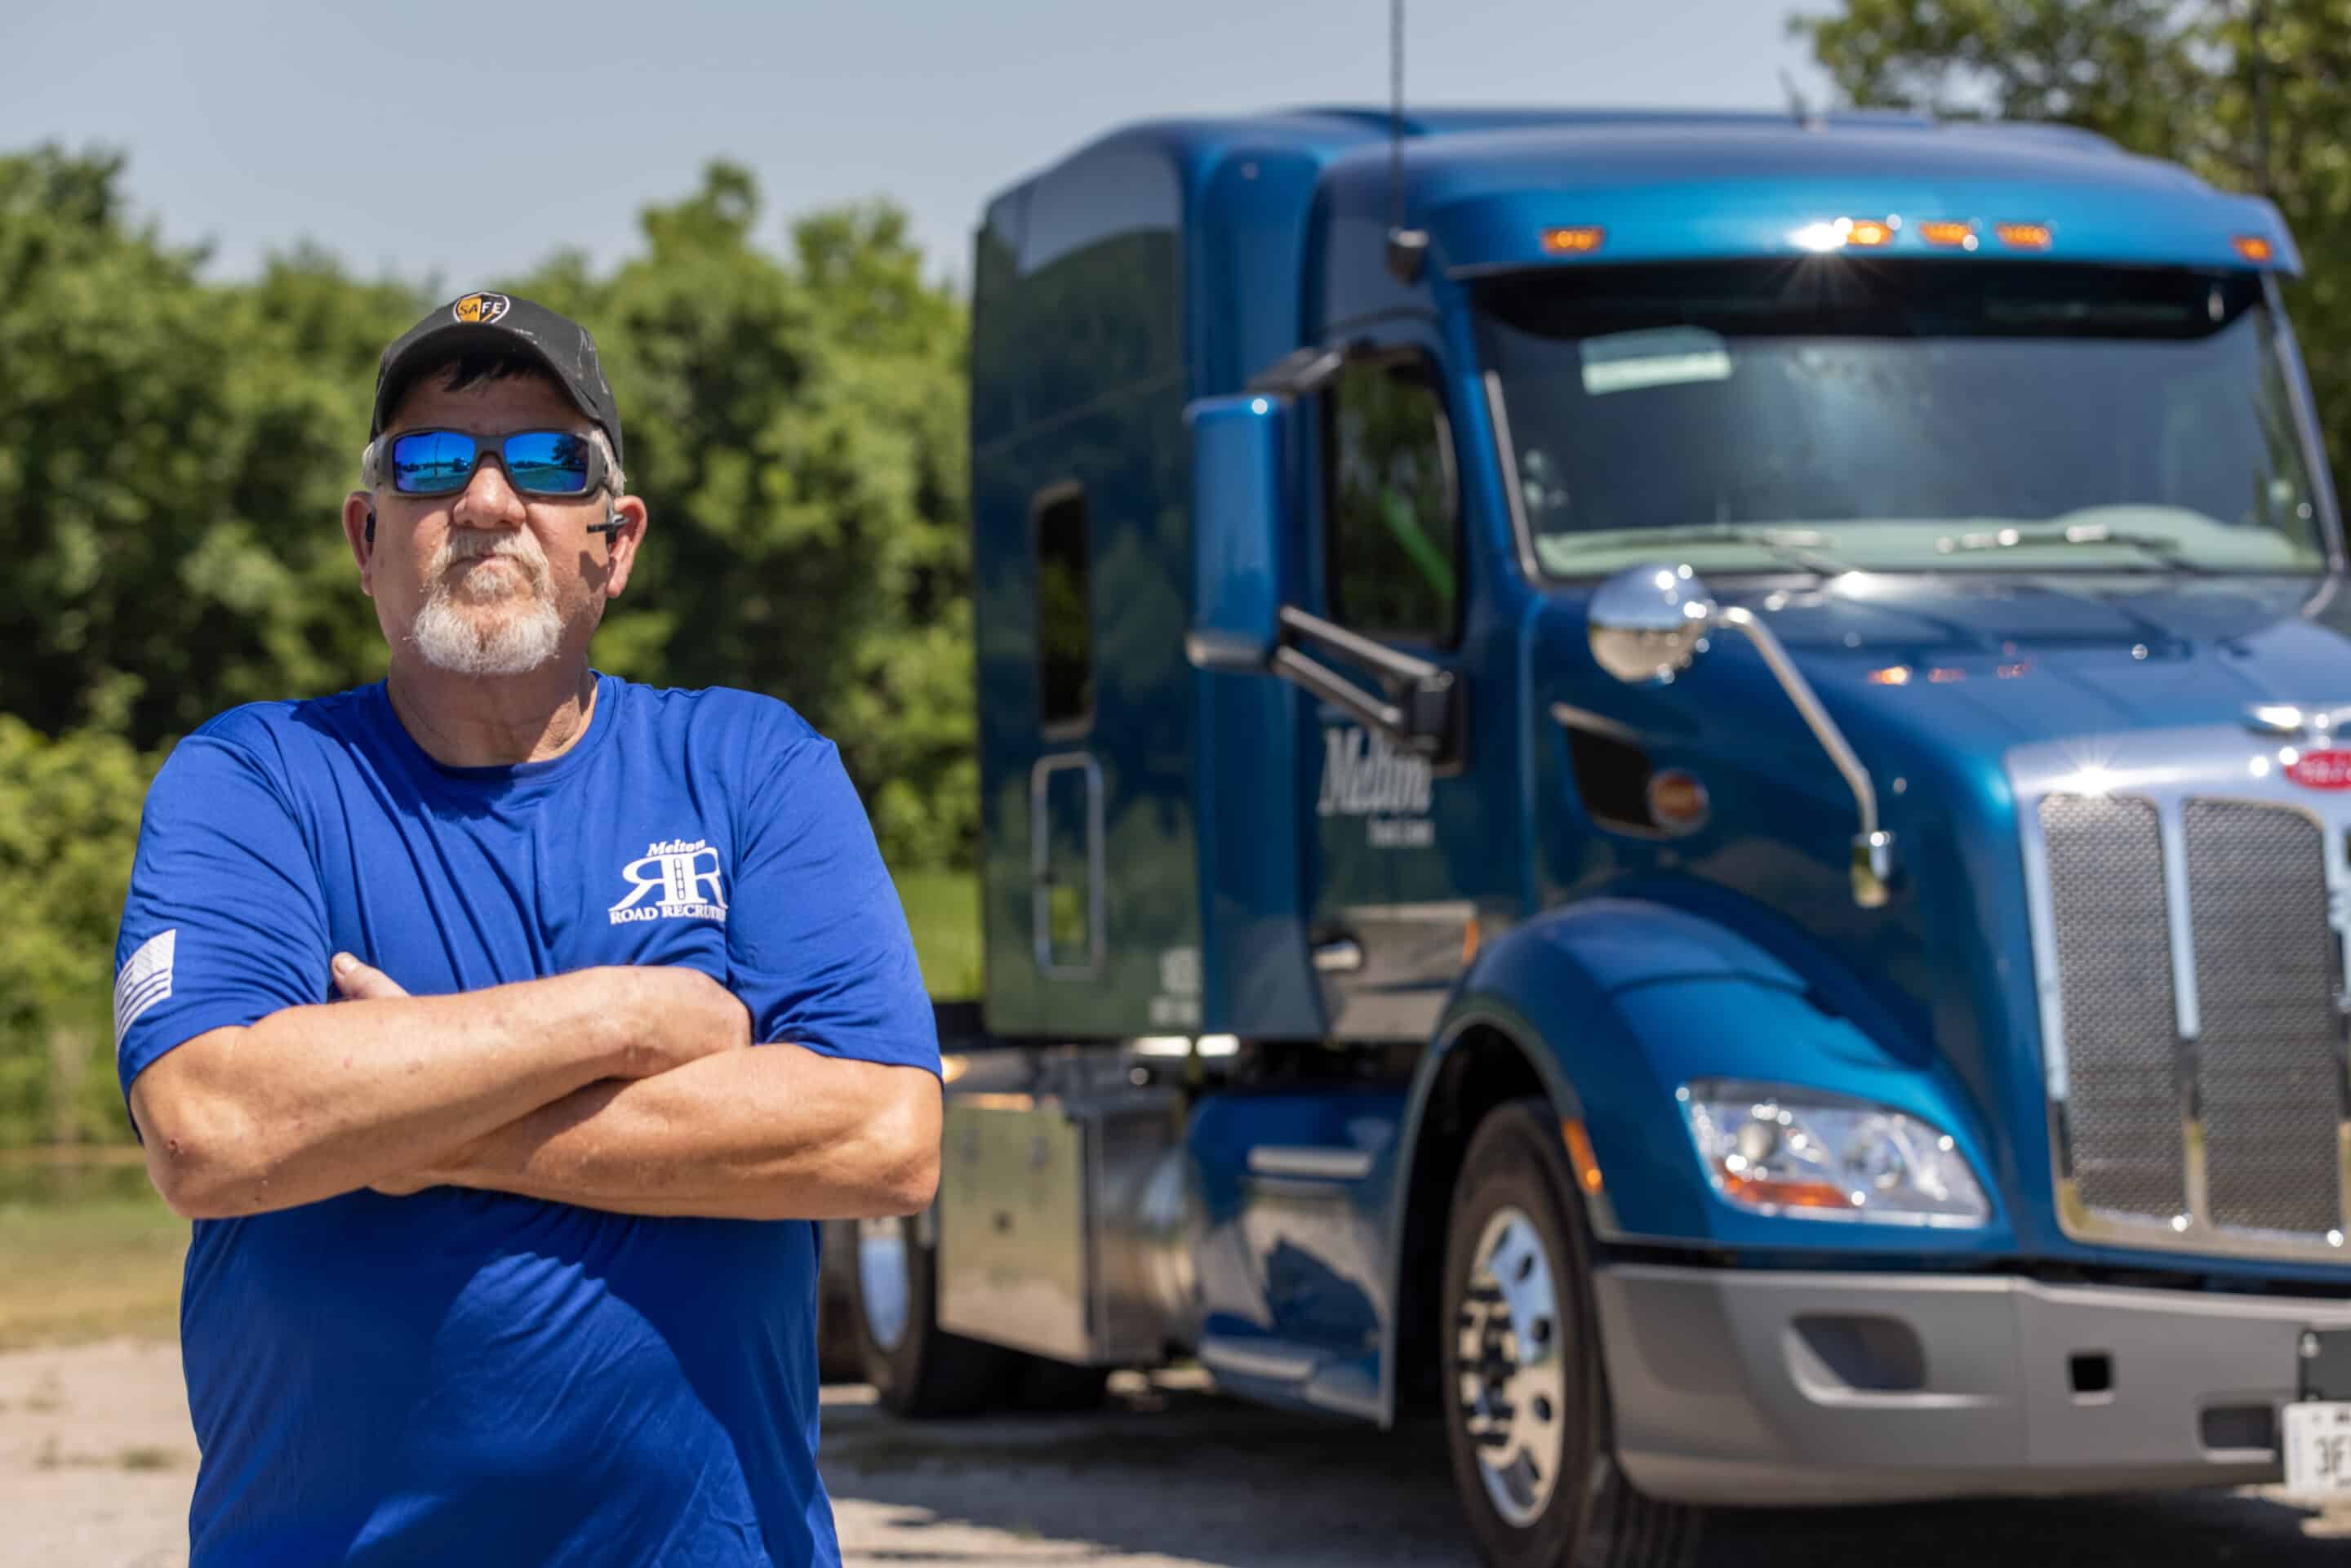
left=1031, top=483, right=1105, bottom=979
left=1304, top=340, right=1469, bottom=1039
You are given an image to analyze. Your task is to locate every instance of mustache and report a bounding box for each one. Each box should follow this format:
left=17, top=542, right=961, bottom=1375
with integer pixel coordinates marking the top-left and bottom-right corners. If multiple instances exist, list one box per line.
left=428, top=530, right=553, bottom=593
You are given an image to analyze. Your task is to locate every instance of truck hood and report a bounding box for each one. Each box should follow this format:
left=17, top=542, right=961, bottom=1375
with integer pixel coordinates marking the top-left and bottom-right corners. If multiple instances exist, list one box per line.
left=1719, top=571, right=2351, bottom=749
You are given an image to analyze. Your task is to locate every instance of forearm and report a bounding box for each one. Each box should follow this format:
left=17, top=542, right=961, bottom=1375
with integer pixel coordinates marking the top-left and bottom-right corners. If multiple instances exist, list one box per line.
left=424, top=1045, right=941, bottom=1221
left=136, top=967, right=641, bottom=1218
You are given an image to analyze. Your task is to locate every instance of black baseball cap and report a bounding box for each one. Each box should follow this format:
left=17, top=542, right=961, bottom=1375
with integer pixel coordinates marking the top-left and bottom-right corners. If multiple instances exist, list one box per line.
left=371, top=291, right=624, bottom=466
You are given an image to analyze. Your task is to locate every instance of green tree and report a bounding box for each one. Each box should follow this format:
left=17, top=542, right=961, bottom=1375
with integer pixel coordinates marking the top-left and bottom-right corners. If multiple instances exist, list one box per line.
left=0, top=148, right=420, bottom=744
left=1791, top=0, right=2351, bottom=476
left=0, top=719, right=158, bottom=1143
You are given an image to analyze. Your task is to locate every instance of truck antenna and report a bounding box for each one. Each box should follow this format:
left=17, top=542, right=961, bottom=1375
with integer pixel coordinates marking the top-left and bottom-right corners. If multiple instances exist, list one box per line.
left=1384, top=0, right=1429, bottom=283
left=1779, top=69, right=1817, bottom=129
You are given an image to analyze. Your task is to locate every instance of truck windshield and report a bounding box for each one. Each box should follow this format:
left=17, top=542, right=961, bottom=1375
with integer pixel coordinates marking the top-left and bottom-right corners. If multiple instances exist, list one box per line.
left=1475, top=260, right=2328, bottom=578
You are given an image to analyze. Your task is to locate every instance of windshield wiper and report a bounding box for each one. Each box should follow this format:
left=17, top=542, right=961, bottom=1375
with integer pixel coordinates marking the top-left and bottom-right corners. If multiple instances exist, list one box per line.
left=1549, top=525, right=1855, bottom=575
left=1933, top=522, right=2212, bottom=574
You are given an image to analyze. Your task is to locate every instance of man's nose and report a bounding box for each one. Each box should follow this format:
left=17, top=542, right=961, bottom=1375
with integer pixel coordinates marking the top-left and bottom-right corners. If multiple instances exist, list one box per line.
left=451, top=459, right=528, bottom=527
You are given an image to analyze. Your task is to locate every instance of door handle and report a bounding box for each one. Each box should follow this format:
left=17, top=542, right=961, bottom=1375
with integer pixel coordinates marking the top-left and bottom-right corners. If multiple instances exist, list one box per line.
left=1313, top=937, right=1365, bottom=975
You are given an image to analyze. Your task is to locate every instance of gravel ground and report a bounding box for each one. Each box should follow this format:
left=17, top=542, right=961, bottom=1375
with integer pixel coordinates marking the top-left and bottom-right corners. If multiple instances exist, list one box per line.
left=6, top=1343, right=2349, bottom=1567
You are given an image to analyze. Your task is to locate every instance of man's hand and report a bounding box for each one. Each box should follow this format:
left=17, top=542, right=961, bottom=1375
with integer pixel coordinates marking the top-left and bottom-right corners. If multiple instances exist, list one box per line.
left=332, top=952, right=408, bottom=1002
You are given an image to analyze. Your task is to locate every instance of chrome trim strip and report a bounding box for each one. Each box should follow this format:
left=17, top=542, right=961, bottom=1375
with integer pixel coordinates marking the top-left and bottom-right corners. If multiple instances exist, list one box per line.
left=2156, top=797, right=2202, bottom=1043
left=2016, top=793, right=2071, bottom=1104
left=1247, top=1145, right=1377, bottom=1180
left=1549, top=700, right=1642, bottom=745
left=1483, top=369, right=1544, bottom=586
left=2011, top=726, right=2351, bottom=1264
left=1198, top=1335, right=1318, bottom=1384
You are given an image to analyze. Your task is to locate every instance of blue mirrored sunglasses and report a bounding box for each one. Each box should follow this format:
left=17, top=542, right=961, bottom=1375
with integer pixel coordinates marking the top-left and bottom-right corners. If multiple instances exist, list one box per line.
left=377, top=429, right=607, bottom=498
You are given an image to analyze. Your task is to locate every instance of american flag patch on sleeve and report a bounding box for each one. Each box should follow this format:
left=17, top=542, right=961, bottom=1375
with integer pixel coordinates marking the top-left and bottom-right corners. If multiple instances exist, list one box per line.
left=113, top=929, right=177, bottom=1049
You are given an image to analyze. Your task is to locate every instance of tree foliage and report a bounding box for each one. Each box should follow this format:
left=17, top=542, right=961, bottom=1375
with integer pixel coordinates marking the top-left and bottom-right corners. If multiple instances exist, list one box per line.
left=1792, top=0, right=2351, bottom=475
left=0, top=149, right=972, bottom=1141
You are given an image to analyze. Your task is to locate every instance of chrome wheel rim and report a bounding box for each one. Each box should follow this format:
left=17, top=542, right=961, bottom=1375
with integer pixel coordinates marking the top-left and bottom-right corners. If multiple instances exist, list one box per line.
left=856, top=1216, right=912, bottom=1353
left=1457, top=1204, right=1570, bottom=1528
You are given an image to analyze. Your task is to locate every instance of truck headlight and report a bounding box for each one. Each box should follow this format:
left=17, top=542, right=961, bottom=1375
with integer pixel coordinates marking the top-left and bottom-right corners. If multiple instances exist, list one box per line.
left=1678, top=1082, right=1989, bottom=1228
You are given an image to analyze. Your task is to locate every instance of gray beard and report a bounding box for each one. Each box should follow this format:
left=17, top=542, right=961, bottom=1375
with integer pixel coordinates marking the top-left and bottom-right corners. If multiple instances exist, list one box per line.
left=407, top=540, right=567, bottom=677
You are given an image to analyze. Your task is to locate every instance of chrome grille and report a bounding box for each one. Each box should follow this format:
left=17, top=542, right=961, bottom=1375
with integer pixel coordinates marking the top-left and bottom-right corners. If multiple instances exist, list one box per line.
left=2183, top=802, right=2341, bottom=1236
left=2028, top=747, right=2351, bottom=1263
left=2039, top=795, right=2186, bottom=1222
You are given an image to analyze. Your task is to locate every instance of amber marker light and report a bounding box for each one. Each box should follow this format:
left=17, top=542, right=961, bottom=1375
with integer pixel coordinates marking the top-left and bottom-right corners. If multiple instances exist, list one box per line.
left=2233, top=234, right=2277, bottom=264
left=1540, top=226, right=1606, bottom=255
left=1867, top=665, right=1913, bottom=686
left=1846, top=218, right=1895, bottom=247
left=1721, top=1173, right=1857, bottom=1210
left=1918, top=220, right=1977, bottom=251
left=1995, top=222, right=2054, bottom=251
left=1562, top=1120, right=1606, bottom=1196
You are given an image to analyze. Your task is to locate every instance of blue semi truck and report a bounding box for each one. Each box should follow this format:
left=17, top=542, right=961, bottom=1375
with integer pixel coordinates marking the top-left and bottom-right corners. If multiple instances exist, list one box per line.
left=824, top=106, right=2351, bottom=1566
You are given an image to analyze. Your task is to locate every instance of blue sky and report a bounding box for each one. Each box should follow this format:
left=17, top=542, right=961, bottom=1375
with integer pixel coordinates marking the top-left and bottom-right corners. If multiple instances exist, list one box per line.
left=2, top=0, right=1838, bottom=288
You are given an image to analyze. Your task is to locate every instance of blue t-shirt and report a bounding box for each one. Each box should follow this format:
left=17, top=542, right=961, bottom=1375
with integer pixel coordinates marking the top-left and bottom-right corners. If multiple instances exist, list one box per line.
left=112, top=673, right=939, bottom=1567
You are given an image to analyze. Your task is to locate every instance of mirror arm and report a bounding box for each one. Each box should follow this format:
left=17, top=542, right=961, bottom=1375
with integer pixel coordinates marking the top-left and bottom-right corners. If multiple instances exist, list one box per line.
left=1270, top=647, right=1416, bottom=738
left=1269, top=606, right=1457, bottom=761
left=1278, top=606, right=1446, bottom=688
left=1709, top=605, right=1895, bottom=907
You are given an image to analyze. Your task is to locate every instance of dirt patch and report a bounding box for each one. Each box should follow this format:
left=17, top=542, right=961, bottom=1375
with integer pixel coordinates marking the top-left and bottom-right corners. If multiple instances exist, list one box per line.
left=7, top=1342, right=2351, bottom=1568
left=0, top=1339, right=193, bottom=1568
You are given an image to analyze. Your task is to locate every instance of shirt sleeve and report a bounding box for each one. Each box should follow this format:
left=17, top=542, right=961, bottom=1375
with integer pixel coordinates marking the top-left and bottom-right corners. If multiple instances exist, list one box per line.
left=113, top=732, right=332, bottom=1119
left=727, top=738, right=940, bottom=1074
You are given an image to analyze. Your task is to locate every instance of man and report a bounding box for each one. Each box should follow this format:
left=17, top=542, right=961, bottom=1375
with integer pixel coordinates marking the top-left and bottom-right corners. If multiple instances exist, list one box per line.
left=112, top=291, right=942, bottom=1566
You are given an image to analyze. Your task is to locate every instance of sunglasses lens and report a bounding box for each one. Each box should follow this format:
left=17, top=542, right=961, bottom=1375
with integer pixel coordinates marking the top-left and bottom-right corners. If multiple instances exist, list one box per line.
left=389, top=431, right=478, bottom=494
left=504, top=432, right=593, bottom=495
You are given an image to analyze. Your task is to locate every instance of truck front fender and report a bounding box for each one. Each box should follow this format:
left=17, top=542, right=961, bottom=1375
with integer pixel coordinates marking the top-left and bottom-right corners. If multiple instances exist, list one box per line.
left=1373, top=895, right=2002, bottom=1423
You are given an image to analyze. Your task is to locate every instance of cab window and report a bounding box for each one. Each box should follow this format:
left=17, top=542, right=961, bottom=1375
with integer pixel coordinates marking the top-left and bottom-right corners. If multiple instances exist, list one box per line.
left=1325, top=356, right=1459, bottom=642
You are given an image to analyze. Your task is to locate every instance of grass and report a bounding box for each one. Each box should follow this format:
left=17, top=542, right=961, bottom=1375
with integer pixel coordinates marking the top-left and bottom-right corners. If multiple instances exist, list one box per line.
left=898, top=867, right=982, bottom=1000
left=0, top=1177, right=185, bottom=1351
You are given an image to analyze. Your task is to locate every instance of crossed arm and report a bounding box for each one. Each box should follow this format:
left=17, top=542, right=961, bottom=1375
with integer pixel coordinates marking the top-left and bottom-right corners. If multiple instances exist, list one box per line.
left=130, top=953, right=941, bottom=1223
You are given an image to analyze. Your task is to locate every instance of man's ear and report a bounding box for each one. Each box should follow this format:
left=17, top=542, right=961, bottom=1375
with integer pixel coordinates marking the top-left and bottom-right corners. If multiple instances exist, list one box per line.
left=598, top=494, right=651, bottom=600
left=340, top=491, right=378, bottom=596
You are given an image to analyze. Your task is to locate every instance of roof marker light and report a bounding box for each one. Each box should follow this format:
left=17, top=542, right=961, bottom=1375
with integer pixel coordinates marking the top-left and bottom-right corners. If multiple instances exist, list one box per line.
left=1918, top=220, right=1977, bottom=250
left=1793, top=217, right=1896, bottom=253
left=2233, top=234, right=2277, bottom=264
left=1541, top=226, right=1606, bottom=255
left=1995, top=223, right=2054, bottom=251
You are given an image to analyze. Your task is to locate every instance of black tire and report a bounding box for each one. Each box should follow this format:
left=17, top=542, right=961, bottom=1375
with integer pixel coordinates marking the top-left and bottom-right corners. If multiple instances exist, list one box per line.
left=1007, top=1353, right=1112, bottom=1412
left=1440, top=1099, right=1704, bottom=1568
left=815, top=1219, right=866, bottom=1384
left=843, top=1213, right=1016, bottom=1417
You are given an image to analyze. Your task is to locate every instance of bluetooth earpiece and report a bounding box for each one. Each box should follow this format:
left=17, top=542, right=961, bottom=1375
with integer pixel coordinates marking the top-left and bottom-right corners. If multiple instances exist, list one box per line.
left=364, top=509, right=376, bottom=549
left=587, top=510, right=625, bottom=539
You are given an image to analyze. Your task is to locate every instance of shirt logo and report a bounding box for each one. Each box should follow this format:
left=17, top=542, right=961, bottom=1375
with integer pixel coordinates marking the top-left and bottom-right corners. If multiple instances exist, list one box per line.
left=608, top=838, right=728, bottom=926
left=113, top=929, right=177, bottom=1048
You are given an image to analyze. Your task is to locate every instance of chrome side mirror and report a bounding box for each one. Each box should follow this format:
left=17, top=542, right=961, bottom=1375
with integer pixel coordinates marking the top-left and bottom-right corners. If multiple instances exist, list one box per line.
left=1588, top=564, right=1718, bottom=684
left=1584, top=562, right=1898, bottom=909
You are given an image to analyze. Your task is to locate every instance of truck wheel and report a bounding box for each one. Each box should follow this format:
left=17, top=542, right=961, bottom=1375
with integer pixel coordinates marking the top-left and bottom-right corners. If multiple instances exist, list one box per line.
left=1441, top=1099, right=1702, bottom=1568
left=847, top=1214, right=1015, bottom=1416
left=815, top=1219, right=866, bottom=1384
left=1008, top=1353, right=1111, bottom=1412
